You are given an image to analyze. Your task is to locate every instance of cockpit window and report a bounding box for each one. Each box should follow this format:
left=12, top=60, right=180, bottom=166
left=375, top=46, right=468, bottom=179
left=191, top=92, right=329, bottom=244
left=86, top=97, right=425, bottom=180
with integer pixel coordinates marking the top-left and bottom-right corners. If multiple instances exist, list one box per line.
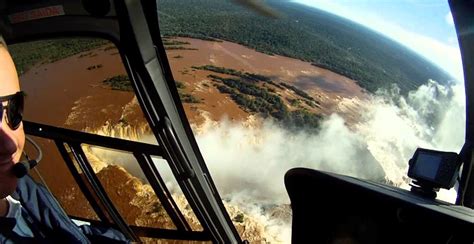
left=11, top=38, right=144, bottom=221
left=10, top=39, right=144, bottom=133
left=157, top=0, right=465, bottom=242
left=9, top=37, right=207, bottom=241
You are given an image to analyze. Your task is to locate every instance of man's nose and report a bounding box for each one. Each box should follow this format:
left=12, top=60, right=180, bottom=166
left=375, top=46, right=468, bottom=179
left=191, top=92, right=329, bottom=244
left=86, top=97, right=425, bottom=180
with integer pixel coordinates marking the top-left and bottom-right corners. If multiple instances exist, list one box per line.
left=0, top=124, right=17, bottom=155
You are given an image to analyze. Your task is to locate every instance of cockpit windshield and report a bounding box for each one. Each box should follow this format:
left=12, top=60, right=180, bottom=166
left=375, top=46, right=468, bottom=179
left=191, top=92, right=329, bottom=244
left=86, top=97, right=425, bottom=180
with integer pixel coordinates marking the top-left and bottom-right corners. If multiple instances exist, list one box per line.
left=4, top=0, right=468, bottom=243
left=156, top=0, right=465, bottom=242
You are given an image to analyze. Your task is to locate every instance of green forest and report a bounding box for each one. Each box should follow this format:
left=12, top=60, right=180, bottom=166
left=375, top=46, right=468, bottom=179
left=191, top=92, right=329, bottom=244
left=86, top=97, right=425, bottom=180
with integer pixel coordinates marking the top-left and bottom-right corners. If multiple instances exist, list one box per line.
left=10, top=38, right=107, bottom=75
left=210, top=74, right=322, bottom=130
left=157, top=0, right=453, bottom=94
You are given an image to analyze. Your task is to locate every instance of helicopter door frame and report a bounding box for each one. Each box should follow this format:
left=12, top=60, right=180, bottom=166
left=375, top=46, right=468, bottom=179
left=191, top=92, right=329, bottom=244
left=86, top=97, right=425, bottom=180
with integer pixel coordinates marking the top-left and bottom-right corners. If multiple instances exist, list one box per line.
left=450, top=0, right=474, bottom=208
left=113, top=1, right=242, bottom=243
left=23, top=121, right=210, bottom=241
left=1, top=0, right=242, bottom=242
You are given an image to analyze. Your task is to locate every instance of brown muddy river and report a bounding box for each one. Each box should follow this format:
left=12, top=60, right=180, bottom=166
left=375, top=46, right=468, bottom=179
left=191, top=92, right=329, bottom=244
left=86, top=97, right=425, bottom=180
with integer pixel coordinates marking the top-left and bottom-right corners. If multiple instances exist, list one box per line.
left=164, top=37, right=366, bottom=122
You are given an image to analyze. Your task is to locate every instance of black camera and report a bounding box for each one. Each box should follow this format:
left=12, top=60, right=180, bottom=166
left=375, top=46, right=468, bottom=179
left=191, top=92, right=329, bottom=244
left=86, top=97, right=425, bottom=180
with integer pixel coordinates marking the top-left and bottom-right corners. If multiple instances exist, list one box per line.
left=408, top=148, right=461, bottom=198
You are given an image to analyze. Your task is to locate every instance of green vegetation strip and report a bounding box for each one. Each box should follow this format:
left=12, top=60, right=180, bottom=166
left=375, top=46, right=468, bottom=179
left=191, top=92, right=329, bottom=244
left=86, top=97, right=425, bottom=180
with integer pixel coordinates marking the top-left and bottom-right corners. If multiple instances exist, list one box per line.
left=162, top=39, right=191, bottom=46
left=279, top=82, right=320, bottom=108
left=193, top=65, right=287, bottom=91
left=193, top=65, right=272, bottom=83
left=196, top=65, right=320, bottom=108
left=102, top=75, right=133, bottom=91
left=162, top=38, right=198, bottom=50
left=101, top=76, right=200, bottom=104
left=11, top=38, right=108, bottom=75
left=210, top=74, right=322, bottom=130
left=175, top=80, right=201, bottom=103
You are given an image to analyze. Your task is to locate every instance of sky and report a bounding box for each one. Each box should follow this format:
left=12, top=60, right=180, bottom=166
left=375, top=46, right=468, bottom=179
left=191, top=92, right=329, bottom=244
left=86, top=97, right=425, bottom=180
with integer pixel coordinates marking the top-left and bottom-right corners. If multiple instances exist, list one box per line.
left=292, top=0, right=464, bottom=82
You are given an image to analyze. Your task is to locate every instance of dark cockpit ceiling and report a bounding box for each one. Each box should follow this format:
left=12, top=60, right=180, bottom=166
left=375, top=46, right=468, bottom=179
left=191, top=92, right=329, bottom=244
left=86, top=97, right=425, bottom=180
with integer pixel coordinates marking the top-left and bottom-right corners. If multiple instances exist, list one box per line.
left=0, top=0, right=119, bottom=45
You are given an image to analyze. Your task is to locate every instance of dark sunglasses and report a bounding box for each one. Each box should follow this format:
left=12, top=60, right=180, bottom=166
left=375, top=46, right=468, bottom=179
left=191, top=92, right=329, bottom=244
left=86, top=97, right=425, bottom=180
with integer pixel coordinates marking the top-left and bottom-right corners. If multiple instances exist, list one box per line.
left=0, top=91, right=24, bottom=130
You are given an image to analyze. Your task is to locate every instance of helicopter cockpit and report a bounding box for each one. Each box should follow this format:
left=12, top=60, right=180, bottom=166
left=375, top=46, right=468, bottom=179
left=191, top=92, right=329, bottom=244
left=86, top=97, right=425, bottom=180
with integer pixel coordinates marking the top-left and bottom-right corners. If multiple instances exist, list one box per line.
left=0, top=0, right=472, bottom=243
left=1, top=0, right=241, bottom=243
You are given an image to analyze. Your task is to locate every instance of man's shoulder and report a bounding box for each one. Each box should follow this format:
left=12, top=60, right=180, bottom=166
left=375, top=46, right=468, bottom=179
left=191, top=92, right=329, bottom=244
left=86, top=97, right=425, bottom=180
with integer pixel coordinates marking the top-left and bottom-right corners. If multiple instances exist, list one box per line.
left=12, top=175, right=130, bottom=243
left=12, top=175, right=91, bottom=243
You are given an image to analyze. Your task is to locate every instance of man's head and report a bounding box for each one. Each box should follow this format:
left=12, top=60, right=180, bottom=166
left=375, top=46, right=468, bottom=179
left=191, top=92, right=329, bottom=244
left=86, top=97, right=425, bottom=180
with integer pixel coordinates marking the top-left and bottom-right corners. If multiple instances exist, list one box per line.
left=0, top=36, right=25, bottom=199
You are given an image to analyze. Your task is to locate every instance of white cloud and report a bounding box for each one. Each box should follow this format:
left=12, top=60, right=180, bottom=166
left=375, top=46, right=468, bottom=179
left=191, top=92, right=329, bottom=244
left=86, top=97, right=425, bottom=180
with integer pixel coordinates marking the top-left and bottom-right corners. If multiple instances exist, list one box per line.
left=445, top=12, right=454, bottom=26
left=448, top=36, right=458, bottom=45
left=372, top=20, right=463, bottom=82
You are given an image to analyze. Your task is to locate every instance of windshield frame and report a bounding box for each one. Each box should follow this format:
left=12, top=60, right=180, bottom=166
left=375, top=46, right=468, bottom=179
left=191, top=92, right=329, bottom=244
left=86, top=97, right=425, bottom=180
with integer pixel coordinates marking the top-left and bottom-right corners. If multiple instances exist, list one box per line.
left=450, top=0, right=474, bottom=208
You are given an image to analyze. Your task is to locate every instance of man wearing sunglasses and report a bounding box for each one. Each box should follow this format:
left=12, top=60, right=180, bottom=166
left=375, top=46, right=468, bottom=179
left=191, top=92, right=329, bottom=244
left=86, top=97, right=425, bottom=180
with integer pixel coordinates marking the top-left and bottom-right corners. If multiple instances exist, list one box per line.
left=0, top=37, right=25, bottom=221
left=0, top=36, right=129, bottom=243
